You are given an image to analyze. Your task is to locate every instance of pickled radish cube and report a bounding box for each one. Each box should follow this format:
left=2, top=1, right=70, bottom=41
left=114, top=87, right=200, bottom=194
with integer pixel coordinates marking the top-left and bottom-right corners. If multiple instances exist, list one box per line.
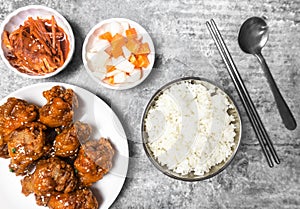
left=115, top=59, right=135, bottom=73
left=87, top=51, right=110, bottom=71
left=112, top=56, right=126, bottom=66
left=120, top=22, right=130, bottom=35
left=105, top=58, right=112, bottom=66
left=89, top=39, right=110, bottom=53
left=122, top=46, right=131, bottom=60
left=100, top=23, right=111, bottom=34
left=106, top=69, right=122, bottom=77
left=114, top=71, right=127, bottom=83
left=126, top=69, right=141, bottom=83
left=110, top=21, right=122, bottom=36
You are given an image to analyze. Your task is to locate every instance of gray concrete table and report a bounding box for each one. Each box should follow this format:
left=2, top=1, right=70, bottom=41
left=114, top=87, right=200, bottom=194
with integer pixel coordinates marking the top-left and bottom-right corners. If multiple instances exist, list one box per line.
left=0, top=0, right=299, bottom=208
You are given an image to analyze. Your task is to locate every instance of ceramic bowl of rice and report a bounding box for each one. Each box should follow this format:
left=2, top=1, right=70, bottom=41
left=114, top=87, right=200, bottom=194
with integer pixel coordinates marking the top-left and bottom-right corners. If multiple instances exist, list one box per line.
left=141, top=77, right=242, bottom=181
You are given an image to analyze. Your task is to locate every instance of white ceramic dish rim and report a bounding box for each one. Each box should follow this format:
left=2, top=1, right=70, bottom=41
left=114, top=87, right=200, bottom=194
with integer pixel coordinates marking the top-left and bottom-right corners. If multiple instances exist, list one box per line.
left=0, top=5, right=75, bottom=79
left=82, top=17, right=155, bottom=90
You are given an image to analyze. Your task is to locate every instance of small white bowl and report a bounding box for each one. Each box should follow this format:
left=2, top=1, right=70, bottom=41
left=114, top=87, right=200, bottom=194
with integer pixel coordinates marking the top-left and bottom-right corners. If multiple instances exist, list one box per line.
left=0, top=5, right=75, bottom=79
left=82, top=18, right=155, bottom=90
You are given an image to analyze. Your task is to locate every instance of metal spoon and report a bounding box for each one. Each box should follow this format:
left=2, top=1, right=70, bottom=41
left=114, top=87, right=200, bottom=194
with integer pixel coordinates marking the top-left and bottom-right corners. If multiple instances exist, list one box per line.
left=238, top=16, right=297, bottom=130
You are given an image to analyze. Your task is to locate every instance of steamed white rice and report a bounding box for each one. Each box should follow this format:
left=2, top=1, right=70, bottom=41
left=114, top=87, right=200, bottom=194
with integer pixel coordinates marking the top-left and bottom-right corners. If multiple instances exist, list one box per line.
left=145, top=80, right=237, bottom=176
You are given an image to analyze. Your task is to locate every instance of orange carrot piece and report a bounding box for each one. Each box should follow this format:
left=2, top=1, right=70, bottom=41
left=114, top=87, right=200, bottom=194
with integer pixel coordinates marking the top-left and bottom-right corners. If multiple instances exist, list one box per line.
left=136, top=54, right=150, bottom=68
left=110, top=33, right=126, bottom=58
left=126, top=38, right=140, bottom=54
left=111, top=33, right=125, bottom=48
left=99, top=32, right=113, bottom=42
left=136, top=42, right=150, bottom=55
left=111, top=47, right=123, bottom=58
left=106, top=65, right=116, bottom=73
left=103, top=76, right=114, bottom=85
left=126, top=28, right=137, bottom=39
left=129, top=54, right=138, bottom=66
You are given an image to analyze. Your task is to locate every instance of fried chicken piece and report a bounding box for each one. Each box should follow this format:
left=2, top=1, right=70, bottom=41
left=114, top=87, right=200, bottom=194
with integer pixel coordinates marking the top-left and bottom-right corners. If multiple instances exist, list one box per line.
left=35, top=194, right=52, bottom=207
left=39, top=86, right=78, bottom=128
left=7, top=122, right=47, bottom=175
left=43, top=86, right=77, bottom=106
left=54, top=121, right=91, bottom=158
left=0, top=97, right=38, bottom=158
left=74, top=138, right=114, bottom=187
left=39, top=97, right=73, bottom=128
left=0, top=144, right=8, bottom=159
left=21, top=157, right=77, bottom=197
left=47, top=188, right=99, bottom=209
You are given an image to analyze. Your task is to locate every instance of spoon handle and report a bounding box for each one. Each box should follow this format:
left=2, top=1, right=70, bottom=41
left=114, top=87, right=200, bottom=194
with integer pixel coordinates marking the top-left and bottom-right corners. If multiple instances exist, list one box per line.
left=255, top=53, right=297, bottom=130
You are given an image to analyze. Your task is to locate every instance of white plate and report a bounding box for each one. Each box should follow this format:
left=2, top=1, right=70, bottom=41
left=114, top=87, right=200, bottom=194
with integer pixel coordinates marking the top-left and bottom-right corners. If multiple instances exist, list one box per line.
left=82, top=18, right=155, bottom=90
left=0, top=82, right=129, bottom=209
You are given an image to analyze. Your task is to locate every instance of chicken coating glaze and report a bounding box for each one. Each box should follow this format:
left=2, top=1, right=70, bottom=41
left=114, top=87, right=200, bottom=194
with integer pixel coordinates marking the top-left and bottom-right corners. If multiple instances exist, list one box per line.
left=0, top=97, right=38, bottom=158
left=21, top=157, right=77, bottom=197
left=7, top=122, right=47, bottom=175
left=54, top=121, right=91, bottom=158
left=39, top=86, right=78, bottom=128
left=74, top=138, right=114, bottom=187
left=39, top=97, right=73, bottom=128
left=43, top=86, right=77, bottom=106
left=0, top=144, right=8, bottom=159
left=47, top=188, right=99, bottom=209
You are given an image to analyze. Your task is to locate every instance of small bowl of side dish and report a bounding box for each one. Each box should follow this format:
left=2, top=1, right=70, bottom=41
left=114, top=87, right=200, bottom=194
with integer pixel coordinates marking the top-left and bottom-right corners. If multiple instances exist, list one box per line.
left=0, top=5, right=75, bottom=79
left=141, top=77, right=242, bottom=181
left=82, top=18, right=155, bottom=90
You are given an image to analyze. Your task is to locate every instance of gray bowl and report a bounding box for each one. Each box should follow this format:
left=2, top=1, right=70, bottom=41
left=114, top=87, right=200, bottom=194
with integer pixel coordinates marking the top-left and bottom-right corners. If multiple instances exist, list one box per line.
left=141, top=77, right=242, bottom=181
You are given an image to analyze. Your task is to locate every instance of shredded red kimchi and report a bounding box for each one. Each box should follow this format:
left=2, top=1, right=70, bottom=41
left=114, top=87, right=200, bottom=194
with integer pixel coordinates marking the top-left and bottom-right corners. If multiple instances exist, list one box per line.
left=3, top=16, right=70, bottom=75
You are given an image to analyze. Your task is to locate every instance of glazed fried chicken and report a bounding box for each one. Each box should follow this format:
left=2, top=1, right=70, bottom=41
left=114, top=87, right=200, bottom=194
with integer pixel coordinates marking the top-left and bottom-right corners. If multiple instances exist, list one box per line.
left=0, top=97, right=38, bottom=158
left=43, top=86, right=77, bottom=105
left=7, top=122, right=47, bottom=175
left=21, top=157, right=77, bottom=197
left=74, top=138, right=114, bottom=187
left=47, top=188, right=99, bottom=209
left=1, top=86, right=117, bottom=209
left=39, top=86, right=78, bottom=128
left=0, top=144, right=8, bottom=159
left=54, top=121, right=91, bottom=158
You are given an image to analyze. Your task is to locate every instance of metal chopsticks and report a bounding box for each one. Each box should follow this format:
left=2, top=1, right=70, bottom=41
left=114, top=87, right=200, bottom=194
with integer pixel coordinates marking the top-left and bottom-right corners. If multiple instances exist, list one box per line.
left=206, top=19, right=280, bottom=167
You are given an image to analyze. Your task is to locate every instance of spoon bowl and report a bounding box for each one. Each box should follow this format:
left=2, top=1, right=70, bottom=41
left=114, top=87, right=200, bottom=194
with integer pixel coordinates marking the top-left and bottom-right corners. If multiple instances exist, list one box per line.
left=238, top=16, right=269, bottom=54
left=238, top=16, right=297, bottom=130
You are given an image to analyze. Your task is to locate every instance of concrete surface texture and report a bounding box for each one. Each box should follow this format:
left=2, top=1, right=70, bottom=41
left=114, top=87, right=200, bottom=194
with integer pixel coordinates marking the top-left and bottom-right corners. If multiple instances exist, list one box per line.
left=0, top=0, right=299, bottom=208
